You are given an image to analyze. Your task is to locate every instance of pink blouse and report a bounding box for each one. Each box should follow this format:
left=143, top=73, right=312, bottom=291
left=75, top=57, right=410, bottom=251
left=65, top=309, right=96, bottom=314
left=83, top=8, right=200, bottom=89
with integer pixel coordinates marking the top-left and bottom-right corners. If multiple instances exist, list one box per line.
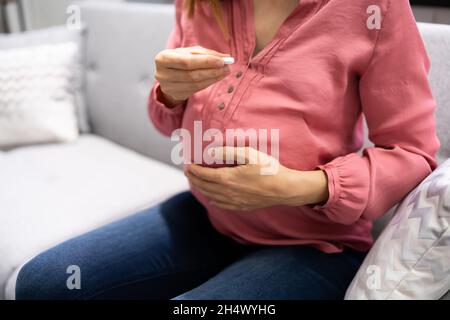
left=148, top=0, right=440, bottom=253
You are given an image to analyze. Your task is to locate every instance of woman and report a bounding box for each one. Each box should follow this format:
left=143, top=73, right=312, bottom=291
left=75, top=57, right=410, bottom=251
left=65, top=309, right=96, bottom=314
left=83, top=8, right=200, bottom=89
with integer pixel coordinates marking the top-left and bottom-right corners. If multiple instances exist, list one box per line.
left=16, top=0, right=439, bottom=300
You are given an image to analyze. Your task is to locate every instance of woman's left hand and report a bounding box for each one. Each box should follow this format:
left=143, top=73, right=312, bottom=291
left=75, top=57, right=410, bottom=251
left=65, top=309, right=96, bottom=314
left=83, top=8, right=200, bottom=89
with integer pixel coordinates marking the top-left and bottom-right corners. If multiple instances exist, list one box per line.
left=185, top=147, right=329, bottom=211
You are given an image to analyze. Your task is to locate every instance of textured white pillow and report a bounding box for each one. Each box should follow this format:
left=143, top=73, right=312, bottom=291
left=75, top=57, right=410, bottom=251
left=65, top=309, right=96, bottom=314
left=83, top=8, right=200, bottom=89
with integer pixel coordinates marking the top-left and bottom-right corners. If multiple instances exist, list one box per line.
left=0, top=26, right=88, bottom=133
left=0, top=40, right=81, bottom=148
left=345, top=159, right=450, bottom=300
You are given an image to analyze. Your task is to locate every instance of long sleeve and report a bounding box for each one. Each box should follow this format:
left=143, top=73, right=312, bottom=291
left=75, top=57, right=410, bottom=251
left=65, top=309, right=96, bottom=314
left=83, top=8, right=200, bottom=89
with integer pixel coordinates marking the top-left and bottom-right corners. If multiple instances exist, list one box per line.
left=148, top=0, right=187, bottom=137
left=314, top=0, right=440, bottom=225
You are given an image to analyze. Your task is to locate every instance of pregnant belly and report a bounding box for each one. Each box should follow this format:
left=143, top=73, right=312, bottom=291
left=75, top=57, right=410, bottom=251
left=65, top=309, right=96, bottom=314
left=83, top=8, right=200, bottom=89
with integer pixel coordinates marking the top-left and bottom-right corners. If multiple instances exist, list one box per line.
left=189, top=187, right=373, bottom=253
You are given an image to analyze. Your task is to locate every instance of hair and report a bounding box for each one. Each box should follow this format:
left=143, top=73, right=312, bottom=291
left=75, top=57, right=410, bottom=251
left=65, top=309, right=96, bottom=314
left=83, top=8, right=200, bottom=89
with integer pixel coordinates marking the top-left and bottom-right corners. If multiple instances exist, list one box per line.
left=184, top=0, right=229, bottom=39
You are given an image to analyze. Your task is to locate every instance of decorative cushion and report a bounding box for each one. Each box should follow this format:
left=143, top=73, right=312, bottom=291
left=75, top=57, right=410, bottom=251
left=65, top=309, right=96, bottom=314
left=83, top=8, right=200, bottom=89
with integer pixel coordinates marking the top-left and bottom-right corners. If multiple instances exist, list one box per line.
left=345, top=159, right=450, bottom=300
left=0, top=26, right=89, bottom=145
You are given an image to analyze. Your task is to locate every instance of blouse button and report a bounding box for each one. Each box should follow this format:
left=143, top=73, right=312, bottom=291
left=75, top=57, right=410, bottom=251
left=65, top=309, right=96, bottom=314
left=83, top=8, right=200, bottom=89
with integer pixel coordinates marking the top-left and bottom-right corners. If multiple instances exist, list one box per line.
left=235, top=71, right=243, bottom=78
left=227, top=85, right=234, bottom=93
left=217, top=102, right=225, bottom=110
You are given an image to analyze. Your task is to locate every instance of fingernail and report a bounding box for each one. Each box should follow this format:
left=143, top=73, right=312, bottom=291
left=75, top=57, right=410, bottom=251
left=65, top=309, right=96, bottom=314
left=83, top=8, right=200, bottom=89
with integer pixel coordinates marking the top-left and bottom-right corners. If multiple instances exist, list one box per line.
left=222, top=57, right=235, bottom=65
left=216, top=59, right=225, bottom=67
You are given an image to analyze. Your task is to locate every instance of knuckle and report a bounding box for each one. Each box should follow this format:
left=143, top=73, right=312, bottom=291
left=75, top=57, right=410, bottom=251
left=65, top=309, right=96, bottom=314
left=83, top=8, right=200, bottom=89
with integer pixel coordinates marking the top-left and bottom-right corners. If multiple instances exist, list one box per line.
left=204, top=57, right=215, bottom=67
left=155, top=54, right=162, bottom=64
left=155, top=72, right=165, bottom=82
left=236, top=198, right=247, bottom=207
left=159, top=84, right=169, bottom=93
left=187, top=70, right=200, bottom=82
left=217, top=172, right=227, bottom=184
left=177, top=57, right=190, bottom=68
left=220, top=170, right=233, bottom=184
left=155, top=51, right=167, bottom=64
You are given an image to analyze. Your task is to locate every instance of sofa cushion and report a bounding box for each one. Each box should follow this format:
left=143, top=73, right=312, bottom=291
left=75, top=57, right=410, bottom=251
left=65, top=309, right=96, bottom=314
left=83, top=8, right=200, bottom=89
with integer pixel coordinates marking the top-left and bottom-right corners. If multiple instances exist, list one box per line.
left=345, top=159, right=450, bottom=300
left=0, top=134, right=189, bottom=299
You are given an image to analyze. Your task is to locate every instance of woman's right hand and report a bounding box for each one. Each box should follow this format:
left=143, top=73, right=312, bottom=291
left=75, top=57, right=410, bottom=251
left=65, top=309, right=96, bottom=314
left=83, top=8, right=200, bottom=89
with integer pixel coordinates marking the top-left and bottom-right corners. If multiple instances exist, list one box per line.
left=155, top=46, right=231, bottom=108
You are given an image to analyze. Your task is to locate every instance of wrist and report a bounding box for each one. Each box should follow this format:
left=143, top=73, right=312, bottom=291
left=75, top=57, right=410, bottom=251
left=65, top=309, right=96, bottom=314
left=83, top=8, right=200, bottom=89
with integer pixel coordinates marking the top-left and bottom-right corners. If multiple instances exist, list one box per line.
left=278, top=168, right=329, bottom=207
left=156, top=86, right=186, bottom=108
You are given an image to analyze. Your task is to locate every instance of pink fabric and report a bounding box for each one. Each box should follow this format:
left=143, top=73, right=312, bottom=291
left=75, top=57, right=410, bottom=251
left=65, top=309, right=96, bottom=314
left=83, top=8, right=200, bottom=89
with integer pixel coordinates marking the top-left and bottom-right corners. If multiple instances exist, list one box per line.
left=148, top=0, right=440, bottom=253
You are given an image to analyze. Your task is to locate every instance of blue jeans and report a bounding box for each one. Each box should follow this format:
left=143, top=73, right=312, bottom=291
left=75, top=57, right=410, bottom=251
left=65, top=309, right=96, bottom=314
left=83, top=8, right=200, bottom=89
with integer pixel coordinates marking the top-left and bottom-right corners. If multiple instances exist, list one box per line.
left=15, top=192, right=366, bottom=300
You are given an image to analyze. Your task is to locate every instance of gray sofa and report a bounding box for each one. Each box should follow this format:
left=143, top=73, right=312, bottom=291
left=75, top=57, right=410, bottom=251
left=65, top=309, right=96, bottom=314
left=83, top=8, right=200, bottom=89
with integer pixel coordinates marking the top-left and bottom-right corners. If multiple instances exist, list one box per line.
left=1, top=1, right=450, bottom=299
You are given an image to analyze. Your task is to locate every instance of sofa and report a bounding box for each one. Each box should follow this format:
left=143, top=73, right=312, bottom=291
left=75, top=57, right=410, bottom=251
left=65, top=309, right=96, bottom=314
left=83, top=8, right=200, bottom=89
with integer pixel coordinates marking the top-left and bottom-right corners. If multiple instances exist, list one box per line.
left=1, top=1, right=449, bottom=300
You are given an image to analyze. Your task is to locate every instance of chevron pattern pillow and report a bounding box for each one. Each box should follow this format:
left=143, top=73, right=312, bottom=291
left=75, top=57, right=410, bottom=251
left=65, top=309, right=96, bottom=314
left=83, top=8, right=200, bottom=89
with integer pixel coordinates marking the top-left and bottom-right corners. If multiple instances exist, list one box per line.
left=345, top=159, right=450, bottom=300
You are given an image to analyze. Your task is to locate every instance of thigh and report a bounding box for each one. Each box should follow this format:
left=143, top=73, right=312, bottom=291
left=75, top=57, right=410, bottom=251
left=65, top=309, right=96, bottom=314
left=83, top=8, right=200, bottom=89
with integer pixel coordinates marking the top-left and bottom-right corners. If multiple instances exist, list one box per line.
left=15, top=192, right=243, bottom=300
left=175, top=245, right=366, bottom=300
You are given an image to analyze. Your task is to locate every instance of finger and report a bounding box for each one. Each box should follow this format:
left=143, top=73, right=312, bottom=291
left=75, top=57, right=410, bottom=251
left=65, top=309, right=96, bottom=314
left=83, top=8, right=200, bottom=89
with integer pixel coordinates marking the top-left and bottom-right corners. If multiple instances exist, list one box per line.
left=192, top=185, right=232, bottom=204
left=186, top=171, right=226, bottom=195
left=156, top=66, right=230, bottom=83
left=208, top=146, right=254, bottom=165
left=210, top=201, right=243, bottom=211
left=164, top=72, right=228, bottom=92
left=164, top=51, right=225, bottom=70
left=186, top=164, right=227, bottom=183
left=189, top=46, right=230, bottom=57
left=160, top=73, right=228, bottom=99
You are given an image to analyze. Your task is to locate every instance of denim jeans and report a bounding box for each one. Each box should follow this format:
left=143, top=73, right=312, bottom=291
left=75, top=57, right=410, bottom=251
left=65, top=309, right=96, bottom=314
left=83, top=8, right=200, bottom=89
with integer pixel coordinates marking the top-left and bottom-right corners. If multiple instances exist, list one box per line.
left=15, top=192, right=366, bottom=300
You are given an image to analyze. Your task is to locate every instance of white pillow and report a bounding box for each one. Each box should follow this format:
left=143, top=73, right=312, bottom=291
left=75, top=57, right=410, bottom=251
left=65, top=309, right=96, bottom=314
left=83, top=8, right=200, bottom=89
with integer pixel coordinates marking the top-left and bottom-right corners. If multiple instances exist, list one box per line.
left=345, top=159, right=450, bottom=300
left=0, top=42, right=80, bottom=148
left=0, top=27, right=87, bottom=148
left=0, top=26, right=88, bottom=133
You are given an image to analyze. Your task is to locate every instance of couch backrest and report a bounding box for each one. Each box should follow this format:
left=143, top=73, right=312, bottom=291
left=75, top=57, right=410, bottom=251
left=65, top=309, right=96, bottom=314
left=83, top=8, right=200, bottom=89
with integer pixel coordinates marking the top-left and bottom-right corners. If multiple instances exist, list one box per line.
left=80, top=2, right=450, bottom=166
left=419, top=23, right=450, bottom=164
left=363, top=23, right=450, bottom=164
left=80, top=1, right=176, bottom=165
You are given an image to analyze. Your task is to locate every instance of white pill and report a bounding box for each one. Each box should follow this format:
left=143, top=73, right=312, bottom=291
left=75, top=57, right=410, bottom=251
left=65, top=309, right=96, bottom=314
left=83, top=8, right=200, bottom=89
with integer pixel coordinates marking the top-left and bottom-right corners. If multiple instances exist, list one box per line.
left=223, top=57, right=235, bottom=65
